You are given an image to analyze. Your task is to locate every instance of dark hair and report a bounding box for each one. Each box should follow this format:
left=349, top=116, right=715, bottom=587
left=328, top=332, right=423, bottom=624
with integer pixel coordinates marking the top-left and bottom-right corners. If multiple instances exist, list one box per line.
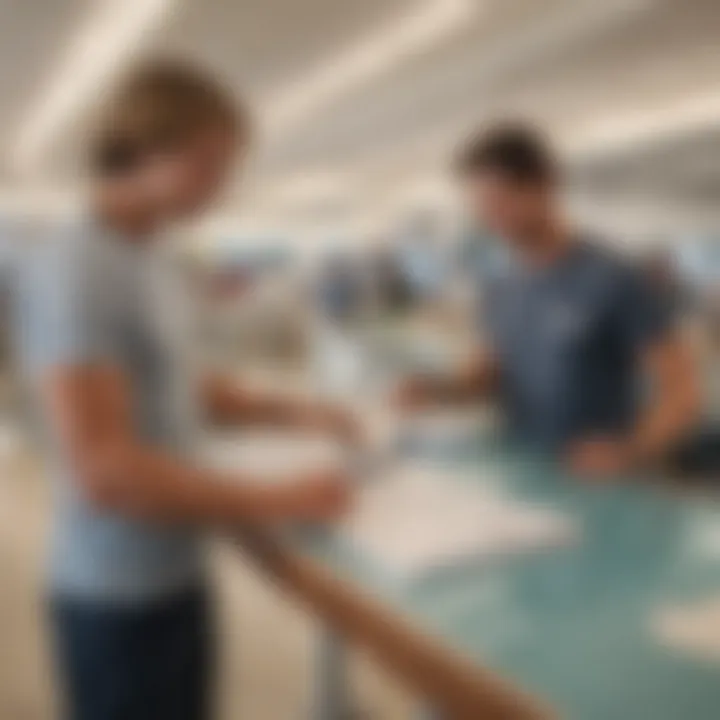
left=90, top=59, right=249, bottom=176
left=454, top=122, right=557, bottom=185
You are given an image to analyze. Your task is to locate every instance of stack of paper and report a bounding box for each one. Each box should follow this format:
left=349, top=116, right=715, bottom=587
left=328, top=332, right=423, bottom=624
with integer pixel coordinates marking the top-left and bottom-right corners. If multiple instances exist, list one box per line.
left=203, top=432, right=345, bottom=478
left=342, top=464, right=577, bottom=582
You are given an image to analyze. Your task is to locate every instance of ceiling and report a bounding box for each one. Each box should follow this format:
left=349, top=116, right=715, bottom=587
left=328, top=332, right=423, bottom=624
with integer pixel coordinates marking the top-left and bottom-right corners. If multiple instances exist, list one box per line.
left=1, top=0, right=720, bottom=238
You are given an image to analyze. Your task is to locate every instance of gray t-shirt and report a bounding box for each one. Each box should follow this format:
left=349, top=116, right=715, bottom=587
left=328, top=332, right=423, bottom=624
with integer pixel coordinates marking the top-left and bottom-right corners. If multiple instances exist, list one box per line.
left=482, top=241, right=671, bottom=452
left=16, top=222, right=203, bottom=603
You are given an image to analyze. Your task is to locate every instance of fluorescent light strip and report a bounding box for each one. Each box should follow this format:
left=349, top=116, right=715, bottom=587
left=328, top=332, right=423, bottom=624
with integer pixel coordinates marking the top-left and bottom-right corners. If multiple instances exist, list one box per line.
left=12, top=0, right=175, bottom=174
left=263, top=0, right=477, bottom=137
left=282, top=0, right=656, bottom=191
left=565, top=87, right=720, bottom=161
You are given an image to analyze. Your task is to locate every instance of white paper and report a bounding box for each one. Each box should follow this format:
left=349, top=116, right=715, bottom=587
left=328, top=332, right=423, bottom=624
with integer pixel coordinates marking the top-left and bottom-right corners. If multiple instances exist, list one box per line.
left=312, top=321, right=369, bottom=399
left=203, top=432, right=345, bottom=478
left=653, top=599, right=720, bottom=662
left=342, top=464, right=577, bottom=581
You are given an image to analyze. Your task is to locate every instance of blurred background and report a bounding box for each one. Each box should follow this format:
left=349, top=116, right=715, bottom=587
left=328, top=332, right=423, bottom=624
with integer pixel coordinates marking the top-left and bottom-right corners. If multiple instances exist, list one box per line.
left=3, top=0, right=720, bottom=718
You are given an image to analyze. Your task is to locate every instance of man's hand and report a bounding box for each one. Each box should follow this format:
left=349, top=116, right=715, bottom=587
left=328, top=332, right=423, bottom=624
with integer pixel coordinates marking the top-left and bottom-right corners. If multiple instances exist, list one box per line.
left=270, top=469, right=354, bottom=522
left=311, top=405, right=361, bottom=445
left=392, top=353, right=499, bottom=411
left=565, top=437, right=634, bottom=479
left=392, top=375, right=435, bottom=411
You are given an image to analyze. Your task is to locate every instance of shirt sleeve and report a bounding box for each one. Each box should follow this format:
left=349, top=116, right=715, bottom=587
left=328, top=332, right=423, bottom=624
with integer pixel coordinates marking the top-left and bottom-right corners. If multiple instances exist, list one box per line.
left=19, top=243, right=116, bottom=375
left=616, top=263, right=673, bottom=351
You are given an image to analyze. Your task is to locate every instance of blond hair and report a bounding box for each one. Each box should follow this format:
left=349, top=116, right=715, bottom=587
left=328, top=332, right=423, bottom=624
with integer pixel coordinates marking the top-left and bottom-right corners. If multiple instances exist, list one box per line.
left=90, top=59, right=247, bottom=175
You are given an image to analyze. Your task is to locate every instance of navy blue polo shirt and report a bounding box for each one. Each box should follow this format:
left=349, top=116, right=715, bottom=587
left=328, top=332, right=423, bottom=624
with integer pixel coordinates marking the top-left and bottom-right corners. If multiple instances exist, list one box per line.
left=481, top=240, right=671, bottom=452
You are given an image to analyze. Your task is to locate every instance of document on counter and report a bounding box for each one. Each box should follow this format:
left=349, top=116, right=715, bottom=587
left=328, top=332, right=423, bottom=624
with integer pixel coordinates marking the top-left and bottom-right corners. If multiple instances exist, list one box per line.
left=652, top=598, right=720, bottom=662
left=342, top=463, right=578, bottom=582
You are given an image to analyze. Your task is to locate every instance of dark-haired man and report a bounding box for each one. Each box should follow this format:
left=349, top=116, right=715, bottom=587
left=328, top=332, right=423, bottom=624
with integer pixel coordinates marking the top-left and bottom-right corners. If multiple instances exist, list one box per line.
left=397, top=124, right=699, bottom=477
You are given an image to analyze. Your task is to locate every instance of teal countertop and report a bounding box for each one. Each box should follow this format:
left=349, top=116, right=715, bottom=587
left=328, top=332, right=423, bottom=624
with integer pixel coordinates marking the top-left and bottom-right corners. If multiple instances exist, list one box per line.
left=308, top=437, right=720, bottom=719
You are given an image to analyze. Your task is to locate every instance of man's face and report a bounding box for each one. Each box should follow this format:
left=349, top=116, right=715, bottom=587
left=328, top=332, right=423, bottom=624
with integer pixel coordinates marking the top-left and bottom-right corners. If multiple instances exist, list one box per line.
left=463, top=172, right=552, bottom=248
left=142, top=127, right=241, bottom=220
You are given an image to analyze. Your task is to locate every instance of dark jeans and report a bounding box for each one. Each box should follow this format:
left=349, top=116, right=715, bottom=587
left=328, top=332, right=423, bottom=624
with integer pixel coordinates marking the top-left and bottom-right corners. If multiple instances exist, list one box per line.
left=50, top=584, right=214, bottom=720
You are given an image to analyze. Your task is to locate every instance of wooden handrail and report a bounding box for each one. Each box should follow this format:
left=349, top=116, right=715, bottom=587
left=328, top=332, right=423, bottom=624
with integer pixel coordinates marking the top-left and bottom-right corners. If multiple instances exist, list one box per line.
left=234, top=528, right=556, bottom=720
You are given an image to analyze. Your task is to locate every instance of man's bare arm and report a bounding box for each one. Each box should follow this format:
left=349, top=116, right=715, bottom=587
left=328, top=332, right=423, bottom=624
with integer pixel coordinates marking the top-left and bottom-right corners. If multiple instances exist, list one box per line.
left=202, top=374, right=357, bottom=439
left=43, top=365, right=351, bottom=524
left=395, top=351, right=500, bottom=409
left=567, top=332, right=701, bottom=476
left=630, top=332, right=700, bottom=462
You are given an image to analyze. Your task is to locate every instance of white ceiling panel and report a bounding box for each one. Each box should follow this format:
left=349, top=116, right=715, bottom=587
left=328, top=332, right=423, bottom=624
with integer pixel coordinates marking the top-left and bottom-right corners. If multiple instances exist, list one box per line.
left=2, top=0, right=720, bottom=227
left=155, top=0, right=418, bottom=99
